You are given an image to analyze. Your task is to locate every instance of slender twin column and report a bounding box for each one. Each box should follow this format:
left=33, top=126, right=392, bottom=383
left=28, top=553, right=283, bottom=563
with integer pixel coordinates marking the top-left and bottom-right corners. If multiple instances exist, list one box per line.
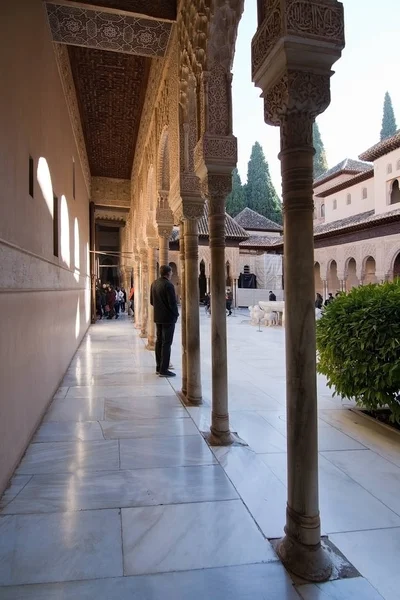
left=206, top=180, right=235, bottom=444
left=133, top=260, right=141, bottom=329
left=183, top=218, right=202, bottom=404
left=179, top=230, right=188, bottom=396
left=139, top=250, right=148, bottom=338
left=277, top=113, right=331, bottom=581
left=146, top=246, right=157, bottom=350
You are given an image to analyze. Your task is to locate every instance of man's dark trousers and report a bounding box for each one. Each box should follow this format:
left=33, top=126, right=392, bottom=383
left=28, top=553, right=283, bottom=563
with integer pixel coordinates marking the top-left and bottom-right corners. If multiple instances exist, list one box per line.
left=155, top=323, right=175, bottom=374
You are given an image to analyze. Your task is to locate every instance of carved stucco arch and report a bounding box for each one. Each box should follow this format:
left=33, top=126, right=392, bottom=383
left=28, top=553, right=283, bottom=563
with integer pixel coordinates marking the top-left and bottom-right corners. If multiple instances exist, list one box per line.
left=157, top=126, right=170, bottom=193
left=384, top=246, right=400, bottom=275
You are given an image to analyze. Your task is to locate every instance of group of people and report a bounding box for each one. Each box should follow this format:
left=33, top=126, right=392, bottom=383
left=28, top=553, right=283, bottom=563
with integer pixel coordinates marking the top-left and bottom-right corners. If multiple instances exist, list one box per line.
left=96, top=285, right=127, bottom=320
left=204, top=288, right=234, bottom=316
left=315, top=291, right=341, bottom=309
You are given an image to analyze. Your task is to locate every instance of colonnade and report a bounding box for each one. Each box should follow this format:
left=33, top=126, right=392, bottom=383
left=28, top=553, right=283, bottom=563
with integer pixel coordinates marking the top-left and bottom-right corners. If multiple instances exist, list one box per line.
left=121, top=0, right=345, bottom=584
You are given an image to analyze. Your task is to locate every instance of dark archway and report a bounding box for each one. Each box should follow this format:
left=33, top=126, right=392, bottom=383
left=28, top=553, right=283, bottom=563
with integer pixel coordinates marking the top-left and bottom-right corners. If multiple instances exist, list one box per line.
left=390, top=180, right=400, bottom=205
left=393, top=253, right=400, bottom=280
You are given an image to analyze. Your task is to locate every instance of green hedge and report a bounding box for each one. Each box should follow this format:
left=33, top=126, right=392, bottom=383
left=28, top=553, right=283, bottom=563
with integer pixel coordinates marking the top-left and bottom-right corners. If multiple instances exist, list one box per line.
left=316, top=281, right=400, bottom=423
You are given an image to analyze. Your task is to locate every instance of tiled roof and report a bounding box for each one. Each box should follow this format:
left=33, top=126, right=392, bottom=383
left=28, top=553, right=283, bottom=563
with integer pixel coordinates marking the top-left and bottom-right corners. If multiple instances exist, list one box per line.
left=359, top=130, right=400, bottom=161
left=314, top=207, right=400, bottom=237
left=169, top=206, right=249, bottom=242
left=315, top=168, right=374, bottom=198
left=313, top=158, right=372, bottom=187
left=233, top=207, right=283, bottom=232
left=239, top=235, right=283, bottom=248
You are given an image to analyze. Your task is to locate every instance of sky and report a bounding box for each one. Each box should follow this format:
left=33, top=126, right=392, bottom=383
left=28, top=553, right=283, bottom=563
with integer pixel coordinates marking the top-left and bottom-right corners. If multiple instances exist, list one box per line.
left=232, top=0, right=400, bottom=197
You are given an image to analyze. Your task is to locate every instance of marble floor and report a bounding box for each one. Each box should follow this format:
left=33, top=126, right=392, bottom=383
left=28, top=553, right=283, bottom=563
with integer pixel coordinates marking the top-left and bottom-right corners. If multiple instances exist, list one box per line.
left=1, top=311, right=399, bottom=599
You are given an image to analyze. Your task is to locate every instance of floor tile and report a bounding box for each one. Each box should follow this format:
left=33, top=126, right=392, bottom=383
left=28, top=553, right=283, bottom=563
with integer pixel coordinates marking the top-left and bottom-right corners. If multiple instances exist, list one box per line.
left=0, top=510, right=122, bottom=585
left=330, top=528, right=400, bottom=600
left=0, top=562, right=300, bottom=600
left=214, top=446, right=287, bottom=539
left=122, top=500, right=276, bottom=575
left=297, top=576, right=384, bottom=599
left=101, top=417, right=198, bottom=439
left=0, top=476, right=32, bottom=510
left=229, top=411, right=287, bottom=453
left=319, top=409, right=400, bottom=468
left=120, top=435, right=216, bottom=469
left=16, top=440, right=119, bottom=475
left=321, top=449, right=400, bottom=516
left=260, top=453, right=400, bottom=534
left=1, top=466, right=238, bottom=514
left=66, top=385, right=172, bottom=398
left=43, top=397, right=105, bottom=422
left=53, top=387, right=69, bottom=399
left=33, top=421, right=104, bottom=443
left=104, top=396, right=187, bottom=420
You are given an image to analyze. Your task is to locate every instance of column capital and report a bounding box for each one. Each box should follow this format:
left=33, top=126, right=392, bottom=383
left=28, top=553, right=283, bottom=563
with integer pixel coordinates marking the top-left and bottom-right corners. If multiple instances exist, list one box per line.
left=202, top=171, right=233, bottom=213
left=252, top=0, right=345, bottom=123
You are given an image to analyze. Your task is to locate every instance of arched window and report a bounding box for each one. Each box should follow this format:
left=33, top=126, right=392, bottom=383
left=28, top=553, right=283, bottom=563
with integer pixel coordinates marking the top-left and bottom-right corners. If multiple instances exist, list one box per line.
left=320, top=204, right=325, bottom=218
left=390, top=180, right=400, bottom=205
left=346, top=193, right=351, bottom=205
left=243, top=265, right=250, bottom=274
left=362, top=188, right=367, bottom=200
left=387, top=164, right=393, bottom=174
left=333, top=199, right=337, bottom=210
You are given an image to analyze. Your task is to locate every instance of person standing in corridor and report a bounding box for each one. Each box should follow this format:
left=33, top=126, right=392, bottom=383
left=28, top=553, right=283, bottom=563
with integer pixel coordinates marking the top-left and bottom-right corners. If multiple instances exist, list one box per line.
left=150, top=265, right=179, bottom=378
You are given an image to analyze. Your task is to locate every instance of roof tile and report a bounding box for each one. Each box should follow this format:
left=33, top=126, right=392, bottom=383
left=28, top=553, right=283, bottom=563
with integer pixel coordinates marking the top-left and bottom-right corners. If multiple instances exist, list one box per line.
left=234, top=207, right=282, bottom=231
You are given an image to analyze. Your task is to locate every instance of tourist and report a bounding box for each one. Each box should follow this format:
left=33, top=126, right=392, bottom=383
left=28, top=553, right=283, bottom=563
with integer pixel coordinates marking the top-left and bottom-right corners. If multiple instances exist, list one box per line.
left=324, top=292, right=334, bottom=306
left=150, top=265, right=179, bottom=378
left=315, top=293, right=323, bottom=309
left=204, top=292, right=211, bottom=315
left=129, top=285, right=134, bottom=315
left=269, top=290, right=277, bottom=301
left=226, top=288, right=233, bottom=316
left=106, top=286, right=116, bottom=319
left=117, top=288, right=125, bottom=313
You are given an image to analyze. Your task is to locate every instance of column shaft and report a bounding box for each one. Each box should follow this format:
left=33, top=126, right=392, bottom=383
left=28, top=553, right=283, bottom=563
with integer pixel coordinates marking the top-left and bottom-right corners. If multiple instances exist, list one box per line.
left=146, top=248, right=157, bottom=349
left=159, top=236, right=169, bottom=267
left=179, top=232, right=188, bottom=396
left=139, top=253, right=148, bottom=338
left=183, top=218, right=202, bottom=404
left=208, top=195, right=234, bottom=444
left=133, top=263, right=140, bottom=328
left=277, top=114, right=330, bottom=581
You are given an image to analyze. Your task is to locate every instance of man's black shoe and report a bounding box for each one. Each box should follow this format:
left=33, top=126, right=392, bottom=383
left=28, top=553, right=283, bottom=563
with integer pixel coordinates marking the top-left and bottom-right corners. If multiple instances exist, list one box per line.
left=159, top=370, right=176, bottom=378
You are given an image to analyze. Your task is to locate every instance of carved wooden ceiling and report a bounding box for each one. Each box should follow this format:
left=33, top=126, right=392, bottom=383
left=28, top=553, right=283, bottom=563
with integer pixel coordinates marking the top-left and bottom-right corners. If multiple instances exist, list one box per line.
left=67, top=0, right=177, bottom=21
left=68, top=46, right=150, bottom=179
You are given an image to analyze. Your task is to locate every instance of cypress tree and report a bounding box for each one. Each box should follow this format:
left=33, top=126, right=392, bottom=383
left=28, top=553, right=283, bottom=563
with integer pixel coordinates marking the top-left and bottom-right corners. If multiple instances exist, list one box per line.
left=313, top=121, right=328, bottom=179
left=244, top=141, right=282, bottom=224
left=225, top=168, right=246, bottom=216
left=380, top=92, right=397, bottom=141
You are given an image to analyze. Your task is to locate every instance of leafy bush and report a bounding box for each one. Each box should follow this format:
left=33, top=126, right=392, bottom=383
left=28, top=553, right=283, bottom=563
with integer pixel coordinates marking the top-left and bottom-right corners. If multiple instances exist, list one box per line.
left=316, top=281, right=400, bottom=423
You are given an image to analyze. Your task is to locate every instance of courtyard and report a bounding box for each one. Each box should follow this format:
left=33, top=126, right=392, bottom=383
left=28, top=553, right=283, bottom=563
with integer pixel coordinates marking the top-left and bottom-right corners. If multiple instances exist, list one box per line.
left=1, top=311, right=399, bottom=599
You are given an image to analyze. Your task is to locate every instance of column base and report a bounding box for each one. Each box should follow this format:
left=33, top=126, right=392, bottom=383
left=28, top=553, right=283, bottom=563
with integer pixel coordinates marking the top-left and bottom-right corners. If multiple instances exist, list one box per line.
left=203, top=428, right=247, bottom=447
left=183, top=394, right=203, bottom=407
left=139, top=332, right=147, bottom=339
left=277, top=532, right=332, bottom=583
left=146, top=342, right=155, bottom=351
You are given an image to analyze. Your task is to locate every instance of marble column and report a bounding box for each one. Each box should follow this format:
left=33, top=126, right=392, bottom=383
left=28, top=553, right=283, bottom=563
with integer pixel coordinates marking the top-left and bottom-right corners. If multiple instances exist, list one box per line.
left=206, top=176, right=235, bottom=444
left=276, top=112, right=332, bottom=580
left=159, top=235, right=169, bottom=267
left=146, top=245, right=157, bottom=350
left=252, top=0, right=344, bottom=579
left=179, top=229, right=188, bottom=396
left=183, top=217, right=202, bottom=404
left=133, top=258, right=141, bottom=329
left=139, top=249, right=148, bottom=339
left=89, top=201, right=96, bottom=324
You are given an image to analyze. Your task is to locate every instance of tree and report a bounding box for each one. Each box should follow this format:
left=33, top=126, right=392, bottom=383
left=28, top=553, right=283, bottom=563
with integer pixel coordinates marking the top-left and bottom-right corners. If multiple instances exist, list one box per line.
left=225, top=168, right=246, bottom=216
left=313, top=121, right=328, bottom=179
left=380, top=92, right=397, bottom=141
left=244, top=142, right=282, bottom=223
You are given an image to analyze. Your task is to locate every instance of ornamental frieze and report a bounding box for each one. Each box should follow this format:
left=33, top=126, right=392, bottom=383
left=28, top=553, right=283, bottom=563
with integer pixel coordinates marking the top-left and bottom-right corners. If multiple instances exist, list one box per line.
left=46, top=2, right=172, bottom=58
left=286, top=0, right=344, bottom=43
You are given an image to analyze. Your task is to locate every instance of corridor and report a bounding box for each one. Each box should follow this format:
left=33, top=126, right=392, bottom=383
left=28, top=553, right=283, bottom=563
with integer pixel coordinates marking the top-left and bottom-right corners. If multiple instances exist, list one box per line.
left=1, top=313, right=398, bottom=599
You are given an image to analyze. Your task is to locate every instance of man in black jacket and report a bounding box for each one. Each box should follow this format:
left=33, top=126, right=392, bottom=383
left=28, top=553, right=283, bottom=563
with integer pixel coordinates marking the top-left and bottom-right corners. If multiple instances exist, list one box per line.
left=150, top=265, right=179, bottom=377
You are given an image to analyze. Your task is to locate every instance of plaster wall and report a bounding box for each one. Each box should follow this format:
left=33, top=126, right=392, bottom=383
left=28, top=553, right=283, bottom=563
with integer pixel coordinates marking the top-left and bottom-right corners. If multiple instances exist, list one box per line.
left=373, top=147, right=400, bottom=214
left=0, top=1, right=90, bottom=493
left=321, top=178, right=375, bottom=224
